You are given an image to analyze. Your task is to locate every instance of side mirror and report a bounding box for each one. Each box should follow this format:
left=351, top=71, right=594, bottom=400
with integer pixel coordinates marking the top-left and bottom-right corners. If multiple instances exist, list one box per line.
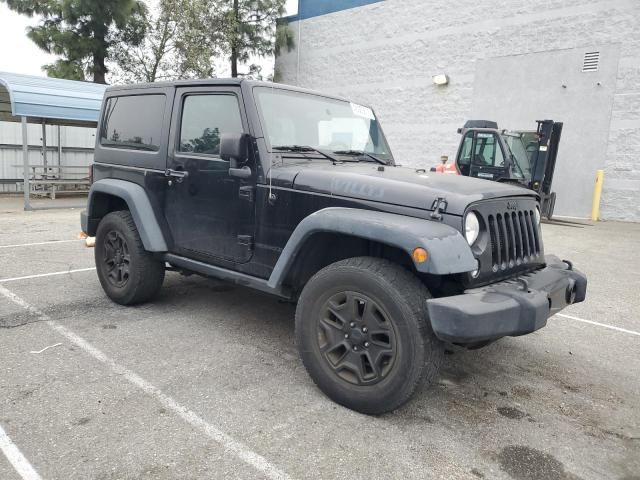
left=220, top=133, right=252, bottom=178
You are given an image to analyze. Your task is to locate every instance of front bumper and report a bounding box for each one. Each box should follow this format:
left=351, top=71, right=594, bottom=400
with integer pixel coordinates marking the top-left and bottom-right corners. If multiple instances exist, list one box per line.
left=426, top=255, right=587, bottom=343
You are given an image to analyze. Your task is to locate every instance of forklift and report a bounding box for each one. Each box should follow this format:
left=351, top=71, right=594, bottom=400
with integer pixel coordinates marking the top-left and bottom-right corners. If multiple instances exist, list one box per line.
left=434, top=119, right=563, bottom=219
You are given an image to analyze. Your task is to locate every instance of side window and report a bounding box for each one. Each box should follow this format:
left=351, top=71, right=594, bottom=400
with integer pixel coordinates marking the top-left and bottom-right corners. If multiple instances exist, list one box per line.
left=473, top=133, right=504, bottom=166
left=100, top=95, right=165, bottom=151
left=458, top=133, right=474, bottom=165
left=179, top=94, right=243, bottom=156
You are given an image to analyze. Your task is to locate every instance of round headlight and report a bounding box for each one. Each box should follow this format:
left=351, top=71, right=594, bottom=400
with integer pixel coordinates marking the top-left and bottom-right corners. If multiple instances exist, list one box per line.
left=535, top=207, right=541, bottom=225
left=465, top=212, right=480, bottom=245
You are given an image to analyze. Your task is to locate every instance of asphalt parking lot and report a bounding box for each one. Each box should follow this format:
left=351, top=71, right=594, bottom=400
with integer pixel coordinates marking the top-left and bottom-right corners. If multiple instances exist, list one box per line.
left=0, top=196, right=638, bottom=480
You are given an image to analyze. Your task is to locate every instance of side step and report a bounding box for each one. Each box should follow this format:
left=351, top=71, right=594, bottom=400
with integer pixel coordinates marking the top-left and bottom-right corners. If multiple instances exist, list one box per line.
left=162, top=253, right=290, bottom=299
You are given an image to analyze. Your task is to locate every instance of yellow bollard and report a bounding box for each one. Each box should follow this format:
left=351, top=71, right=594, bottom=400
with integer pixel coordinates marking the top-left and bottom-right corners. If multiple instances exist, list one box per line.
left=591, top=169, right=604, bottom=221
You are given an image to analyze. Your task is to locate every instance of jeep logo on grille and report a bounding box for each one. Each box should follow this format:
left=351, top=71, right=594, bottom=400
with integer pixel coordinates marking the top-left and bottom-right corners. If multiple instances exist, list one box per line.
left=506, top=201, right=518, bottom=211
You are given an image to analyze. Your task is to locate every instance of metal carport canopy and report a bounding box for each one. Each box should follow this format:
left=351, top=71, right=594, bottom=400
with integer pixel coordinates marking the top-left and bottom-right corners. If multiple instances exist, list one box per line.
left=0, top=71, right=106, bottom=126
left=0, top=71, right=107, bottom=210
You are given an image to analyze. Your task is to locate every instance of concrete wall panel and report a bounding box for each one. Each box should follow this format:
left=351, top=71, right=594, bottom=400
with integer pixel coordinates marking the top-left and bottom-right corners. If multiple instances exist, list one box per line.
left=470, top=45, right=620, bottom=218
left=276, top=0, right=640, bottom=221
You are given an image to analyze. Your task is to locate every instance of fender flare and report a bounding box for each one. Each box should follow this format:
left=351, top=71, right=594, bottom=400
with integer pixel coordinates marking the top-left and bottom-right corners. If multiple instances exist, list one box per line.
left=86, top=178, right=168, bottom=252
left=267, top=207, right=477, bottom=288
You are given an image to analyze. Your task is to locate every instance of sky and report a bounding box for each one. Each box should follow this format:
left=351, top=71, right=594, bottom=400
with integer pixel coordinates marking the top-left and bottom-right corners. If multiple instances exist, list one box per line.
left=0, top=0, right=299, bottom=79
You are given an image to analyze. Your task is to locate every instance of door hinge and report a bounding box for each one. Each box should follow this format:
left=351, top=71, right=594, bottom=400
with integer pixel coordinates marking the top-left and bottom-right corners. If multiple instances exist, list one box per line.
left=238, top=235, right=254, bottom=249
left=239, top=185, right=255, bottom=202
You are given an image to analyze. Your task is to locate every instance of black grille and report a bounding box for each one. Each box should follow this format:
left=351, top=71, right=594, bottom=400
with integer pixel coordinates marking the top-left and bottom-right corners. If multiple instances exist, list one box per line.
left=487, top=209, right=540, bottom=271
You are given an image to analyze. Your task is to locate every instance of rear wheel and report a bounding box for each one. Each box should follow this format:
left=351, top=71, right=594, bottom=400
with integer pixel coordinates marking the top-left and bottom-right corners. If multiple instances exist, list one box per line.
left=95, top=210, right=165, bottom=305
left=295, top=257, right=444, bottom=414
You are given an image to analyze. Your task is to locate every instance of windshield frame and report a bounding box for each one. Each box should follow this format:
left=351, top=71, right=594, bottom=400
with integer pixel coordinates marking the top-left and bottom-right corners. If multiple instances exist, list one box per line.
left=252, top=85, right=395, bottom=165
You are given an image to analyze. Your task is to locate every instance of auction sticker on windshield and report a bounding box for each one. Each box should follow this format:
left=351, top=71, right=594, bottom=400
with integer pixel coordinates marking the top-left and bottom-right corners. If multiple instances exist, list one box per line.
left=351, top=102, right=375, bottom=120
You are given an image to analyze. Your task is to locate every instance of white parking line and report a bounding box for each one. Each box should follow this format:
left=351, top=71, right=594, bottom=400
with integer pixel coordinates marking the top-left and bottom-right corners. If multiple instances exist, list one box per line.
left=0, top=268, right=96, bottom=283
left=0, top=284, right=292, bottom=480
left=0, top=239, right=81, bottom=249
left=0, top=423, right=42, bottom=480
left=556, top=313, right=640, bottom=337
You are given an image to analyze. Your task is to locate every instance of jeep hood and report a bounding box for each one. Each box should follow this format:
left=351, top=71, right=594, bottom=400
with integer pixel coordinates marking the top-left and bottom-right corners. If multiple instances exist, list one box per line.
left=270, top=161, right=536, bottom=216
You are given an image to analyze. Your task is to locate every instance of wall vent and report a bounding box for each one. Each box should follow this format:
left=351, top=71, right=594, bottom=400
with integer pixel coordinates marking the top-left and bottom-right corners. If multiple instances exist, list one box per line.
left=582, top=51, right=600, bottom=72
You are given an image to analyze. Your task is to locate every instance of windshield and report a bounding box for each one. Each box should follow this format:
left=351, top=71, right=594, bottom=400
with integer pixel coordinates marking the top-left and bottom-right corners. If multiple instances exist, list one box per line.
left=502, top=134, right=532, bottom=179
left=254, top=86, right=393, bottom=162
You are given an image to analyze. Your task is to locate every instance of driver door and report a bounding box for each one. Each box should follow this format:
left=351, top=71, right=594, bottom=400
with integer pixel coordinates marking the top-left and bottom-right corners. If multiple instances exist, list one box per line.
left=468, top=132, right=507, bottom=181
left=163, top=86, right=255, bottom=264
left=456, top=132, right=473, bottom=176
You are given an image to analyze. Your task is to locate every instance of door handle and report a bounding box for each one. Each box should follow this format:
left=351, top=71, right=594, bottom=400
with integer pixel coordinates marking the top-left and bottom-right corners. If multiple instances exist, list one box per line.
left=165, top=168, right=189, bottom=183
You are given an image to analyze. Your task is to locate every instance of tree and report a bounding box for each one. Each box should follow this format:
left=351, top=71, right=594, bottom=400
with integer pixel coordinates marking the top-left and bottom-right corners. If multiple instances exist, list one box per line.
left=2, top=0, right=148, bottom=83
left=175, top=0, right=294, bottom=78
left=111, top=0, right=221, bottom=83
left=225, top=0, right=294, bottom=77
left=111, top=0, right=186, bottom=83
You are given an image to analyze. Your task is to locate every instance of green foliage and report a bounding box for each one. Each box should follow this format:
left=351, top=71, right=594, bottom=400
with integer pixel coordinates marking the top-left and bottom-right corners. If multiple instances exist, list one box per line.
left=43, top=59, right=86, bottom=80
left=2, top=0, right=148, bottom=83
left=6, top=0, right=295, bottom=83
left=226, top=0, right=288, bottom=73
left=111, top=0, right=192, bottom=83
left=274, top=19, right=295, bottom=57
left=174, top=0, right=294, bottom=78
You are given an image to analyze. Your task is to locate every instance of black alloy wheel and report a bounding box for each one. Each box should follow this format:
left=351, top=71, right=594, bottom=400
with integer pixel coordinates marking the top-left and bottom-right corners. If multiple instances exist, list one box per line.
left=102, top=230, right=131, bottom=288
left=318, top=291, right=397, bottom=386
left=95, top=210, right=165, bottom=305
left=295, top=257, right=444, bottom=415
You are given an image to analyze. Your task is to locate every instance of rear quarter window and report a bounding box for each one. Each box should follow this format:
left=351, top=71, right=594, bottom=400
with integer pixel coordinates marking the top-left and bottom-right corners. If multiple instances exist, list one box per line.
left=100, top=94, right=165, bottom=151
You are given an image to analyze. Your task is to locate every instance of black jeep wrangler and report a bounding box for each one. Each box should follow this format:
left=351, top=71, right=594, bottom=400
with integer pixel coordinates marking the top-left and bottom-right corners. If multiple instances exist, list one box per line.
left=81, top=79, right=586, bottom=414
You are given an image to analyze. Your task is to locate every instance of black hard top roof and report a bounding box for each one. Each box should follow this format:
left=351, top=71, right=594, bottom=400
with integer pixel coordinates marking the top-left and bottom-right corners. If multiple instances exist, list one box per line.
left=107, top=77, right=244, bottom=92
left=105, top=78, right=365, bottom=107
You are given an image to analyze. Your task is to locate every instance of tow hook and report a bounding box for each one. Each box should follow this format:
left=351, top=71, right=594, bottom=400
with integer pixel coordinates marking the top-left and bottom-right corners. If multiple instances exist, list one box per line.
left=516, top=278, right=529, bottom=292
left=562, top=259, right=574, bottom=271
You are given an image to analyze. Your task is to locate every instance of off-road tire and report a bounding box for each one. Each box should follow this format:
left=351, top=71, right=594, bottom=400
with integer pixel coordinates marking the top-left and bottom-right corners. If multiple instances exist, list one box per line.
left=295, top=257, right=444, bottom=414
left=95, top=210, right=165, bottom=305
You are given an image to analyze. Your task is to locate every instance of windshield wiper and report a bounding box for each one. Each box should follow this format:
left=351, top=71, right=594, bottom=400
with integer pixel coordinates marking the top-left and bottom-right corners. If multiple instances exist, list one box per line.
left=332, top=150, right=388, bottom=165
left=272, top=145, right=339, bottom=162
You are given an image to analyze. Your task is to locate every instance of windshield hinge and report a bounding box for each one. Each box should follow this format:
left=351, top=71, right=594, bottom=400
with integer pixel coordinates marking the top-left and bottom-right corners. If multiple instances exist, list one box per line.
left=430, top=197, right=448, bottom=220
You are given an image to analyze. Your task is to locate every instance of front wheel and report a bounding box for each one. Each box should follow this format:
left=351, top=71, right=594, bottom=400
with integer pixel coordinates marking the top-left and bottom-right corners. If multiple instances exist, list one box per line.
left=295, top=257, right=444, bottom=414
left=95, top=210, right=165, bottom=305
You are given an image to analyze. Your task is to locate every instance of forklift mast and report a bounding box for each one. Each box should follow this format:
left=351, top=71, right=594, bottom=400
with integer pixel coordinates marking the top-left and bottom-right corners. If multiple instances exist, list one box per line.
left=530, top=120, right=563, bottom=196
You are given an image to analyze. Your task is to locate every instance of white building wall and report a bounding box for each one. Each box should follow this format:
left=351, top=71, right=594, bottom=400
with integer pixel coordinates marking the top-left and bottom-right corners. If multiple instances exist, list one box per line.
left=0, top=121, right=96, bottom=193
left=276, top=0, right=640, bottom=221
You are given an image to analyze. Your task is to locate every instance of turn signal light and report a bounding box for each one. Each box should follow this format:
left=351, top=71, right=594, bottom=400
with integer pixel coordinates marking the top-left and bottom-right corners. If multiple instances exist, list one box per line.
left=412, top=247, right=429, bottom=263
